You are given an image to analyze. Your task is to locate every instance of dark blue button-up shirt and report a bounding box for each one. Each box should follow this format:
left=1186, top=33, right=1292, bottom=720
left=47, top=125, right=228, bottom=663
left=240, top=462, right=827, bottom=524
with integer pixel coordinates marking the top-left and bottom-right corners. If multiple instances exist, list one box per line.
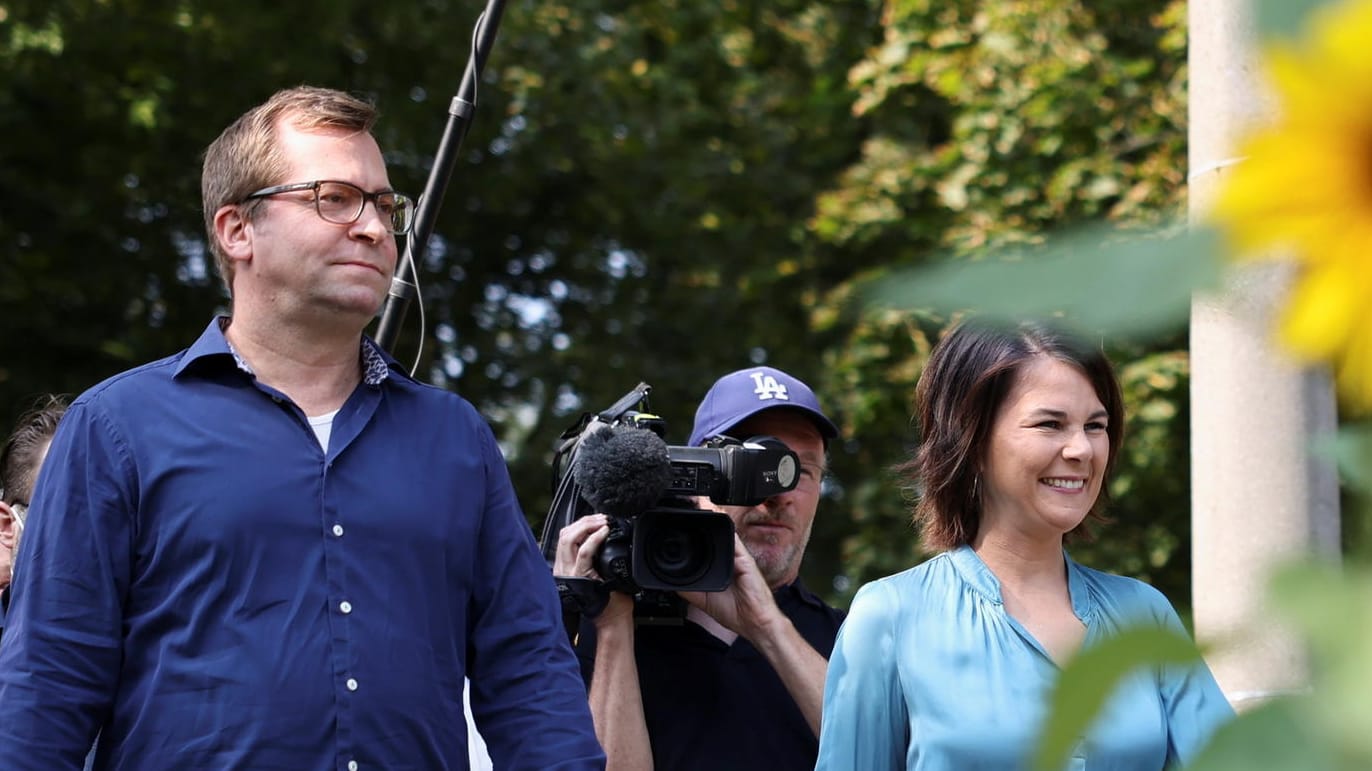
left=0, top=318, right=604, bottom=770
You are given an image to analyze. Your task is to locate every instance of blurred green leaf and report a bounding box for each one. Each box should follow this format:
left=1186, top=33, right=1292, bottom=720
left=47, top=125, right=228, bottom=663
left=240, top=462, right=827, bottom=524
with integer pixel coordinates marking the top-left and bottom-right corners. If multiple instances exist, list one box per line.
left=1268, top=561, right=1372, bottom=765
left=1256, top=0, right=1339, bottom=41
left=867, top=225, right=1222, bottom=338
left=1188, top=698, right=1333, bottom=771
left=1033, top=626, right=1201, bottom=771
left=1325, top=420, right=1372, bottom=494
left=1271, top=561, right=1372, bottom=656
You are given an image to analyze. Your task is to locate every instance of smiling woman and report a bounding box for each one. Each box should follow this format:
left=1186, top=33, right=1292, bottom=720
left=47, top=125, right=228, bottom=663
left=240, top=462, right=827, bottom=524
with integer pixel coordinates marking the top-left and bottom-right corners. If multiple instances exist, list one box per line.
left=815, top=318, right=1234, bottom=771
left=908, top=319, right=1126, bottom=553
left=979, top=354, right=1112, bottom=556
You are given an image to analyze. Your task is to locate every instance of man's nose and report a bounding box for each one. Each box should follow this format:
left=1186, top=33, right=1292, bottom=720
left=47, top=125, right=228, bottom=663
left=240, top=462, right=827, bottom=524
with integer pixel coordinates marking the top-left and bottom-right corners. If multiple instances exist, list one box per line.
left=350, top=201, right=391, bottom=243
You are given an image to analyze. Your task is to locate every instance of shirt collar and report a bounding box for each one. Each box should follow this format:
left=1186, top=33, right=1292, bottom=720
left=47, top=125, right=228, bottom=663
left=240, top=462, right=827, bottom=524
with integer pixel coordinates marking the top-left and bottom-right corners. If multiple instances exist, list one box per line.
left=949, top=544, right=1003, bottom=604
left=358, top=338, right=391, bottom=386
left=773, top=577, right=828, bottom=612
left=174, top=316, right=393, bottom=387
left=948, top=543, right=1093, bottom=620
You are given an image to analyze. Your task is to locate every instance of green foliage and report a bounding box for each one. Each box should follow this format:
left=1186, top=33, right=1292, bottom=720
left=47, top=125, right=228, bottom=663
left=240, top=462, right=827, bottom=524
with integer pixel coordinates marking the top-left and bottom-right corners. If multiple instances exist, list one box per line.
left=808, top=303, right=940, bottom=598
left=813, top=0, right=1188, bottom=255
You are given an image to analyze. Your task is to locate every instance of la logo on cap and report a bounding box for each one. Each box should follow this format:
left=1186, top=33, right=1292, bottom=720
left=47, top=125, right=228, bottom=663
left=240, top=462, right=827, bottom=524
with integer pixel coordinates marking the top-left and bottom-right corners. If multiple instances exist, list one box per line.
left=749, top=371, right=790, bottom=402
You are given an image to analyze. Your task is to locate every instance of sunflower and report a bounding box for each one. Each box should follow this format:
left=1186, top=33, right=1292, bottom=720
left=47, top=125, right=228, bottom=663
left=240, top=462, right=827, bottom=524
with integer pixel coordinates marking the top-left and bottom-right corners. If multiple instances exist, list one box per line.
left=1209, top=0, right=1372, bottom=412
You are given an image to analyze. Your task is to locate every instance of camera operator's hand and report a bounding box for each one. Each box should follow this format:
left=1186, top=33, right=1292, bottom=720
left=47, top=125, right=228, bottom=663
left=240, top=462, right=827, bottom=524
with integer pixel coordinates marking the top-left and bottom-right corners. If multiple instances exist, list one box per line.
left=555, top=515, right=635, bottom=629
left=554, top=514, right=612, bottom=579
left=679, top=534, right=786, bottom=643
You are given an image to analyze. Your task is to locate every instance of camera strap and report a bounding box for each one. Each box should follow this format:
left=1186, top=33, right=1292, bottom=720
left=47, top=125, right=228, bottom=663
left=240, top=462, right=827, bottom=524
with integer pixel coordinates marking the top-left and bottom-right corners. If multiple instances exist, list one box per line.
left=556, top=577, right=611, bottom=643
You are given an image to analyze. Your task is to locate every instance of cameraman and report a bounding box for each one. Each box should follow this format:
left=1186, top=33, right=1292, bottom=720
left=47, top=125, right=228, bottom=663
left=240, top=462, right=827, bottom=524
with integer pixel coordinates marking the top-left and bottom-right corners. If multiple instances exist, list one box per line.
left=555, top=367, right=845, bottom=771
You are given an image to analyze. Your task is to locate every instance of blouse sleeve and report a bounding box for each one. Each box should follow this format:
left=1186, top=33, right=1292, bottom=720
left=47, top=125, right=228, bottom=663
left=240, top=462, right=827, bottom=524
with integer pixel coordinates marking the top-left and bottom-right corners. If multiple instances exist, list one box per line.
left=1153, top=597, right=1235, bottom=765
left=815, top=579, right=908, bottom=771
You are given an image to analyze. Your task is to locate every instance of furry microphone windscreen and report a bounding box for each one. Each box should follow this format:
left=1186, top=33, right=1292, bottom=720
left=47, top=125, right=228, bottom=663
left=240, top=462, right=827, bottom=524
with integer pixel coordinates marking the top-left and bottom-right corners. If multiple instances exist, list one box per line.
left=573, top=424, right=673, bottom=518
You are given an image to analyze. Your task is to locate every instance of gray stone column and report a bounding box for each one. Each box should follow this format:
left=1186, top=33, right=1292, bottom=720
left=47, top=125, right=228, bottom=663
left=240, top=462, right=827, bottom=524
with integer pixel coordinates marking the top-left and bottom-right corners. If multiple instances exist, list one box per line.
left=1188, top=0, right=1341, bottom=710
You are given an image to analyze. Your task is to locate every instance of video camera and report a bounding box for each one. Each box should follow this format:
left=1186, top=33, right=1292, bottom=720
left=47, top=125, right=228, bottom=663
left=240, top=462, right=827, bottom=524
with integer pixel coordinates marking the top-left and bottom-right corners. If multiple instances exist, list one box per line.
left=538, top=382, right=800, bottom=606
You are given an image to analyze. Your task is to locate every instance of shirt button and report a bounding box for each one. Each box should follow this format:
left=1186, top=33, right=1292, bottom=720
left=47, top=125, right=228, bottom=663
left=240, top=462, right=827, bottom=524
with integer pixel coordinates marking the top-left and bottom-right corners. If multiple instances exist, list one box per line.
left=348, top=762, right=359, bottom=771
left=346, top=678, right=359, bottom=691
left=339, top=601, right=353, bottom=614
left=332, top=524, right=344, bottom=537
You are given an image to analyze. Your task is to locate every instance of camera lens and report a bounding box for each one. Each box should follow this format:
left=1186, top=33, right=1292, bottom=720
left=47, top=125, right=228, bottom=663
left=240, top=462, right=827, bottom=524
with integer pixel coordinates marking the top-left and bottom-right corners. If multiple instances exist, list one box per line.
left=645, top=526, right=711, bottom=587
left=631, top=508, right=734, bottom=592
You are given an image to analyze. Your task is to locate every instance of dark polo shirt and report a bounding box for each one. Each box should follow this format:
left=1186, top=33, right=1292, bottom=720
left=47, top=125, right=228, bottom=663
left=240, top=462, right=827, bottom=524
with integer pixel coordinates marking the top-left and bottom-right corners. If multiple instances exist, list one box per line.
left=576, top=580, right=846, bottom=771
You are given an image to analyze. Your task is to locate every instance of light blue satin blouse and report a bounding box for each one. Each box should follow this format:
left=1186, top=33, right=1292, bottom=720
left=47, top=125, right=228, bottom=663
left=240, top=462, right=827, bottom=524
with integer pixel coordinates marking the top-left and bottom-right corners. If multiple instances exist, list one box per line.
left=815, top=545, right=1232, bottom=770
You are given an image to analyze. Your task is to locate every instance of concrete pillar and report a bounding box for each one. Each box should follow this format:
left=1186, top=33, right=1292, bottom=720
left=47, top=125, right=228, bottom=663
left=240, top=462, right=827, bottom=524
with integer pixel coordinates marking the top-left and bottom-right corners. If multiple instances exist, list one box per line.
left=1188, top=0, right=1342, bottom=710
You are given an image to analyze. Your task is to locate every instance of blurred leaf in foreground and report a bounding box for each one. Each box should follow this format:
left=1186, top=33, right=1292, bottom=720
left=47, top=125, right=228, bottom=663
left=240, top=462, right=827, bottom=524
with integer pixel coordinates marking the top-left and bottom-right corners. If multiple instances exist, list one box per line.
left=1270, top=562, right=1372, bottom=766
left=1326, top=420, right=1372, bottom=494
left=1182, top=560, right=1372, bottom=770
left=1187, top=697, right=1334, bottom=771
left=867, top=225, right=1222, bottom=339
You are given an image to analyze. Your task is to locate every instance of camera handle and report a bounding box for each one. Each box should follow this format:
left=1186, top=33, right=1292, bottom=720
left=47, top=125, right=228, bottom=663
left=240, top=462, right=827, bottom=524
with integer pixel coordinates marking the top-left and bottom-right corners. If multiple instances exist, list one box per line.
left=539, top=383, right=656, bottom=561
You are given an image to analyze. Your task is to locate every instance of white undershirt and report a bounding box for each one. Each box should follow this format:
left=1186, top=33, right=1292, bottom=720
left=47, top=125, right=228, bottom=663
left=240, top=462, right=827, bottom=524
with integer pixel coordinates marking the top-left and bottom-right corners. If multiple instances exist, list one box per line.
left=465, top=678, right=493, bottom=770
left=307, top=409, right=340, bottom=452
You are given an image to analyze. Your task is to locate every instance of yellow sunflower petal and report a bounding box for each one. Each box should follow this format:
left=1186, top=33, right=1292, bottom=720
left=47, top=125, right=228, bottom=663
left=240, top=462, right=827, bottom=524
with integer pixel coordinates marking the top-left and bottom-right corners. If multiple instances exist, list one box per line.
left=1209, top=128, right=1367, bottom=257
left=1211, top=0, right=1372, bottom=400
left=1269, top=13, right=1372, bottom=127
left=1265, top=48, right=1340, bottom=123
left=1278, top=259, right=1365, bottom=361
left=1309, top=0, right=1372, bottom=89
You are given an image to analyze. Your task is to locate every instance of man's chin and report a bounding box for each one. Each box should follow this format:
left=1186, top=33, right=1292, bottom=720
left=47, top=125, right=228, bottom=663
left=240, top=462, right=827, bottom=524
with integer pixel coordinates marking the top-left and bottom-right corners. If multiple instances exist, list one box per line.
left=744, top=545, right=795, bottom=586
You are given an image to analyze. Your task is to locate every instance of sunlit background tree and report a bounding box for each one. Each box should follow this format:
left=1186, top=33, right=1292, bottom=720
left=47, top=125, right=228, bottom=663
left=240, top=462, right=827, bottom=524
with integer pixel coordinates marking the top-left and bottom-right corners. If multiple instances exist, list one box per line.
left=0, top=0, right=1199, bottom=610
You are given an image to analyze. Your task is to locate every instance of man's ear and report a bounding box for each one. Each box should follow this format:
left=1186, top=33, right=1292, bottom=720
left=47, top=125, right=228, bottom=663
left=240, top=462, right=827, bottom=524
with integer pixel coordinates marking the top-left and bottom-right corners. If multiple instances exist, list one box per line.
left=213, top=204, right=254, bottom=267
left=0, top=503, right=16, bottom=552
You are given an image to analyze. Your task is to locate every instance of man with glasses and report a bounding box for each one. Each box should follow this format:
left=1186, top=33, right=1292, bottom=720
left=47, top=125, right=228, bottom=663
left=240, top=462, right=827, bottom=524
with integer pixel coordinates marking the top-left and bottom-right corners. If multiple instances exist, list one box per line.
left=554, top=367, right=846, bottom=771
left=0, top=395, right=68, bottom=644
left=0, top=86, right=603, bottom=771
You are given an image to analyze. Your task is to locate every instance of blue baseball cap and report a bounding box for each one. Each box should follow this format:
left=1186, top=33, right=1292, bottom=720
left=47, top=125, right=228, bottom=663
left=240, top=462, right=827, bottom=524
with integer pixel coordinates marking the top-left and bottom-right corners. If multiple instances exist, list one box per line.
left=689, top=366, right=839, bottom=446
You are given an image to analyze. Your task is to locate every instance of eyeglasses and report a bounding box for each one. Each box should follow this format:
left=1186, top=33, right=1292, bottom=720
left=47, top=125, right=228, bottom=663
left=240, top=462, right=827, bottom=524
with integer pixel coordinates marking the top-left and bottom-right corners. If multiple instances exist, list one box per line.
left=9, top=503, right=25, bottom=535
left=241, top=180, right=415, bottom=235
